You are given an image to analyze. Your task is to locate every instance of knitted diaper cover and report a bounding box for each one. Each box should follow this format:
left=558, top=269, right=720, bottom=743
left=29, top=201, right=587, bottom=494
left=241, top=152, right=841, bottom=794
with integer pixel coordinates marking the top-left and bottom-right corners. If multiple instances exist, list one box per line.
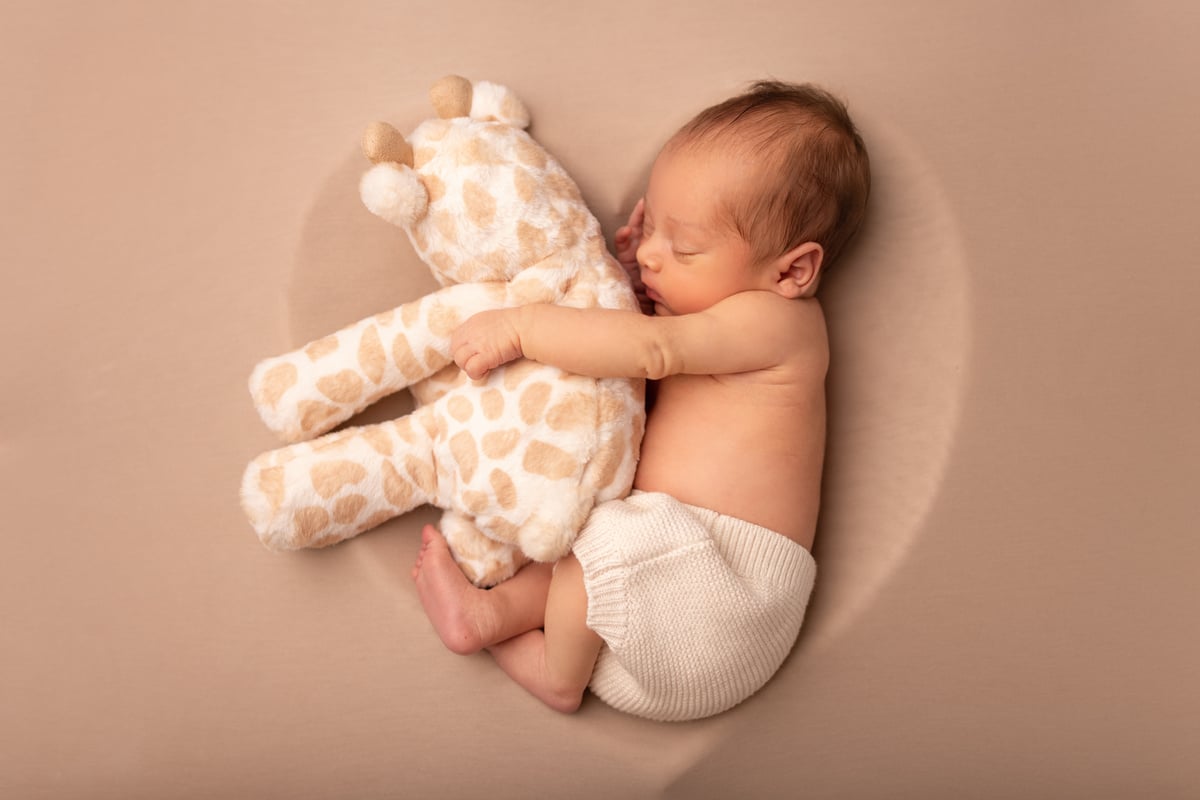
left=571, top=490, right=817, bottom=722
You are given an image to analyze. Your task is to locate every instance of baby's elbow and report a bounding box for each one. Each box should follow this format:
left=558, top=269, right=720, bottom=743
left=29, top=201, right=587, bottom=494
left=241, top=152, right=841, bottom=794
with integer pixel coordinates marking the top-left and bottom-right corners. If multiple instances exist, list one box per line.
left=639, top=340, right=678, bottom=380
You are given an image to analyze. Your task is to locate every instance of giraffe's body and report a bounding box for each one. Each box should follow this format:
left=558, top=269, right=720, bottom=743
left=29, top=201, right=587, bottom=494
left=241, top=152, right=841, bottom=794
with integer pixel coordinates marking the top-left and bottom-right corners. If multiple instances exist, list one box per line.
left=241, top=77, right=645, bottom=586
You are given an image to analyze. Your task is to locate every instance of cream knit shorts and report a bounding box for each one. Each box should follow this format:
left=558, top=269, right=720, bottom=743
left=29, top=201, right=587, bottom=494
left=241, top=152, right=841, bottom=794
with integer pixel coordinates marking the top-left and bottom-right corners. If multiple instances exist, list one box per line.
left=572, top=491, right=817, bottom=722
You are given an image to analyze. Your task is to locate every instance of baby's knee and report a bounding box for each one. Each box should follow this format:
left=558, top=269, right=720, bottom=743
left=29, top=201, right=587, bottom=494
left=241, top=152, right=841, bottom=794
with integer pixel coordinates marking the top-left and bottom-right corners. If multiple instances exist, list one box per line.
left=544, top=684, right=585, bottom=714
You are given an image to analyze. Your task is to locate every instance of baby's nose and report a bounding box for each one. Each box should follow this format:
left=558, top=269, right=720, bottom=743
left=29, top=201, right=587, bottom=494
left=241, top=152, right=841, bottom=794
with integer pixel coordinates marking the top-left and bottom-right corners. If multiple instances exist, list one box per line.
left=636, top=241, right=661, bottom=272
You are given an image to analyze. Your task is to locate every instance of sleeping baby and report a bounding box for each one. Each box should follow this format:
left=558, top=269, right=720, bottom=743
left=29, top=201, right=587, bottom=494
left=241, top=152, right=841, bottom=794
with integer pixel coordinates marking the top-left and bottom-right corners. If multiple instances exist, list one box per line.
left=412, top=80, right=871, bottom=721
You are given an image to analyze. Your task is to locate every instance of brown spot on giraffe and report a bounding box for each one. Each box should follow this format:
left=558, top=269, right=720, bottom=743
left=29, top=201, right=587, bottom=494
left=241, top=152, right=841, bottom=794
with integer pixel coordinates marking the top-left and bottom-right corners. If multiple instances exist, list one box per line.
left=305, top=335, right=339, bottom=360
left=434, top=210, right=457, bottom=242
left=482, top=428, right=520, bottom=459
left=428, top=303, right=460, bottom=338
left=428, top=251, right=454, bottom=274
left=463, top=180, right=496, bottom=228
left=590, top=436, right=626, bottom=491
left=519, top=382, right=552, bottom=425
left=293, top=507, right=331, bottom=547
left=480, top=388, right=505, bottom=420
left=599, top=392, right=627, bottom=422
left=430, top=363, right=462, bottom=386
left=259, top=363, right=297, bottom=409
left=420, top=172, right=446, bottom=202
left=568, top=288, right=599, bottom=308
left=382, top=461, right=415, bottom=508
left=510, top=275, right=557, bottom=305
left=413, top=147, right=436, bottom=168
left=392, top=334, right=425, bottom=381
left=358, top=326, right=386, bottom=384
left=418, top=411, right=439, bottom=441
left=389, top=417, right=415, bottom=444
left=411, top=225, right=429, bottom=252
left=547, top=392, right=598, bottom=430
left=459, top=137, right=495, bottom=165
left=481, top=249, right=511, bottom=273
left=362, top=426, right=394, bottom=456
left=487, top=517, right=521, bottom=544
left=298, top=401, right=342, bottom=436
left=258, top=465, right=285, bottom=512
left=502, top=360, right=542, bottom=391
left=545, top=171, right=583, bottom=203
left=332, top=494, right=367, bottom=524
left=402, top=302, right=421, bottom=327
left=450, top=431, right=479, bottom=483
left=405, top=455, right=436, bottom=495
left=514, top=136, right=547, bottom=169
left=524, top=440, right=578, bottom=481
left=311, top=460, right=368, bottom=499
left=447, top=395, right=474, bottom=422
left=317, top=370, right=365, bottom=404
left=517, top=221, right=548, bottom=262
left=489, top=469, right=518, bottom=509
left=513, top=167, right=537, bottom=202
left=463, top=490, right=490, bottom=514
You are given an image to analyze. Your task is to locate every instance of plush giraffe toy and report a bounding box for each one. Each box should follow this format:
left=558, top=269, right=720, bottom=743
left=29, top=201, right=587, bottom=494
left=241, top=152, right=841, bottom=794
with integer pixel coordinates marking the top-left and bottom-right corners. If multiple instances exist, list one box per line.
left=240, top=76, right=645, bottom=587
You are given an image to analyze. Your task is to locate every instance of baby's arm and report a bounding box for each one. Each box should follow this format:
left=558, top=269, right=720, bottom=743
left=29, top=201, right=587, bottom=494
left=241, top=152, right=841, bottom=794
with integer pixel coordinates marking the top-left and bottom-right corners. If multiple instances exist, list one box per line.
left=452, top=291, right=805, bottom=381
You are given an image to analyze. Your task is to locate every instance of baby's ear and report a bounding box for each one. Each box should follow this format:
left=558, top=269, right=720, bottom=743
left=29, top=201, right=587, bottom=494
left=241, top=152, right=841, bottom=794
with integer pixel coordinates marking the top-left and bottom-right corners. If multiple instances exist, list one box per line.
left=774, top=242, right=823, bottom=299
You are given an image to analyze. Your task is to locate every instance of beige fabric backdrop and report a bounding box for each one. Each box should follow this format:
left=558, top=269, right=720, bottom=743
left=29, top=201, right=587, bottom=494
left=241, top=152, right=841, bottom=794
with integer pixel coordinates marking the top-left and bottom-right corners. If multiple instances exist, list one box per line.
left=3, top=1, right=1197, bottom=798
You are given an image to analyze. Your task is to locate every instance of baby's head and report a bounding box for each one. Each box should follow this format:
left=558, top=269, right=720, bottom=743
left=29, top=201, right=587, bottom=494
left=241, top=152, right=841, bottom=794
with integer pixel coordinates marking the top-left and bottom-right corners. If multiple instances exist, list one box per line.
left=659, top=81, right=870, bottom=294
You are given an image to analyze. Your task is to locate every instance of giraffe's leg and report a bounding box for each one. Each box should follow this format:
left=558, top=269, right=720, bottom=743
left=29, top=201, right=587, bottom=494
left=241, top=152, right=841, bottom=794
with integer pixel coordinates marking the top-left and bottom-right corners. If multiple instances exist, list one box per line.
left=515, top=490, right=596, bottom=565
left=439, top=510, right=528, bottom=588
left=241, top=406, right=441, bottom=551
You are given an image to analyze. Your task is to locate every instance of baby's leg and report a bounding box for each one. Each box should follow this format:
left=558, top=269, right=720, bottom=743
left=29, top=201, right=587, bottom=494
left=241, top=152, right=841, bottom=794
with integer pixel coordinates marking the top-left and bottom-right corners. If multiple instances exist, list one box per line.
left=413, top=525, right=551, bottom=655
left=486, top=553, right=602, bottom=714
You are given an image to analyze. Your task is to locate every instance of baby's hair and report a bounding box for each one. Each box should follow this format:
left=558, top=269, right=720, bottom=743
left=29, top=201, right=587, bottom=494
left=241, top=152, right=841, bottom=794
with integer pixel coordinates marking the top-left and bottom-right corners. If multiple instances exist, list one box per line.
left=667, top=80, right=871, bottom=274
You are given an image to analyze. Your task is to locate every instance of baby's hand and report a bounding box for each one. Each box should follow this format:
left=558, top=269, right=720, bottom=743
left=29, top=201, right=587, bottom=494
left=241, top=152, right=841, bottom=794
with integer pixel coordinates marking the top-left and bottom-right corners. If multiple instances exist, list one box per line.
left=451, top=309, right=524, bottom=380
left=614, top=199, right=653, bottom=315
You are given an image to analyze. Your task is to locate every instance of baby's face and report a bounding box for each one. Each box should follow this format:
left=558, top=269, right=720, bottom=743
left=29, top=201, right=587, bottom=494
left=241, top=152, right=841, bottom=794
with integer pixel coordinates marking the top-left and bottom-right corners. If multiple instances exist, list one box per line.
left=636, top=147, right=771, bottom=316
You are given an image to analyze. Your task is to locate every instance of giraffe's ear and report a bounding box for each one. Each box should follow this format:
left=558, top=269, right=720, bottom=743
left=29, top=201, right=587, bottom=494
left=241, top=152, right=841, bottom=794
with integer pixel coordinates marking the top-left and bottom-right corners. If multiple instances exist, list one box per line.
left=469, top=81, right=530, bottom=128
left=361, top=122, right=412, bottom=166
left=430, top=75, right=473, bottom=119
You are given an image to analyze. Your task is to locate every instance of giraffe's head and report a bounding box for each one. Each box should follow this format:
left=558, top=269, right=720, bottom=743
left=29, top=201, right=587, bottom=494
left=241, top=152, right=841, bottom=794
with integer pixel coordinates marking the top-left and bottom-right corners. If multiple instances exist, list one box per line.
left=360, top=76, right=598, bottom=287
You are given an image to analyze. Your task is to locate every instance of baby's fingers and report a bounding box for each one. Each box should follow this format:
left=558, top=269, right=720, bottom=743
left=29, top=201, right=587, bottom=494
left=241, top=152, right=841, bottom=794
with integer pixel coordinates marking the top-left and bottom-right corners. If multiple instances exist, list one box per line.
left=460, top=352, right=492, bottom=381
left=627, top=197, right=644, bottom=229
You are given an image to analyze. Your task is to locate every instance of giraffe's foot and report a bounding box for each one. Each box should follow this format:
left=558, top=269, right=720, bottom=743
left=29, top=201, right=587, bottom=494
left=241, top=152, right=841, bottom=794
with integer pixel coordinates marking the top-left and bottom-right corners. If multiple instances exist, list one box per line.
left=440, top=511, right=526, bottom=588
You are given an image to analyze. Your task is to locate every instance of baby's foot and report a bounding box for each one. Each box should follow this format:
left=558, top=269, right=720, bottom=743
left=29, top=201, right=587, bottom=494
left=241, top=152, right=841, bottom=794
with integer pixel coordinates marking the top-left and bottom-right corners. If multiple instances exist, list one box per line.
left=412, top=525, right=495, bottom=655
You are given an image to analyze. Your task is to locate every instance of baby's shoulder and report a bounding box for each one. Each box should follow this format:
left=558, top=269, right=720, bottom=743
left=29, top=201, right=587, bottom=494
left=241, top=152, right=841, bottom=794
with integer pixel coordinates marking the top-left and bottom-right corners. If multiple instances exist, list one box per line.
left=690, top=291, right=827, bottom=379
left=716, top=291, right=827, bottom=354
left=717, top=289, right=823, bottom=321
